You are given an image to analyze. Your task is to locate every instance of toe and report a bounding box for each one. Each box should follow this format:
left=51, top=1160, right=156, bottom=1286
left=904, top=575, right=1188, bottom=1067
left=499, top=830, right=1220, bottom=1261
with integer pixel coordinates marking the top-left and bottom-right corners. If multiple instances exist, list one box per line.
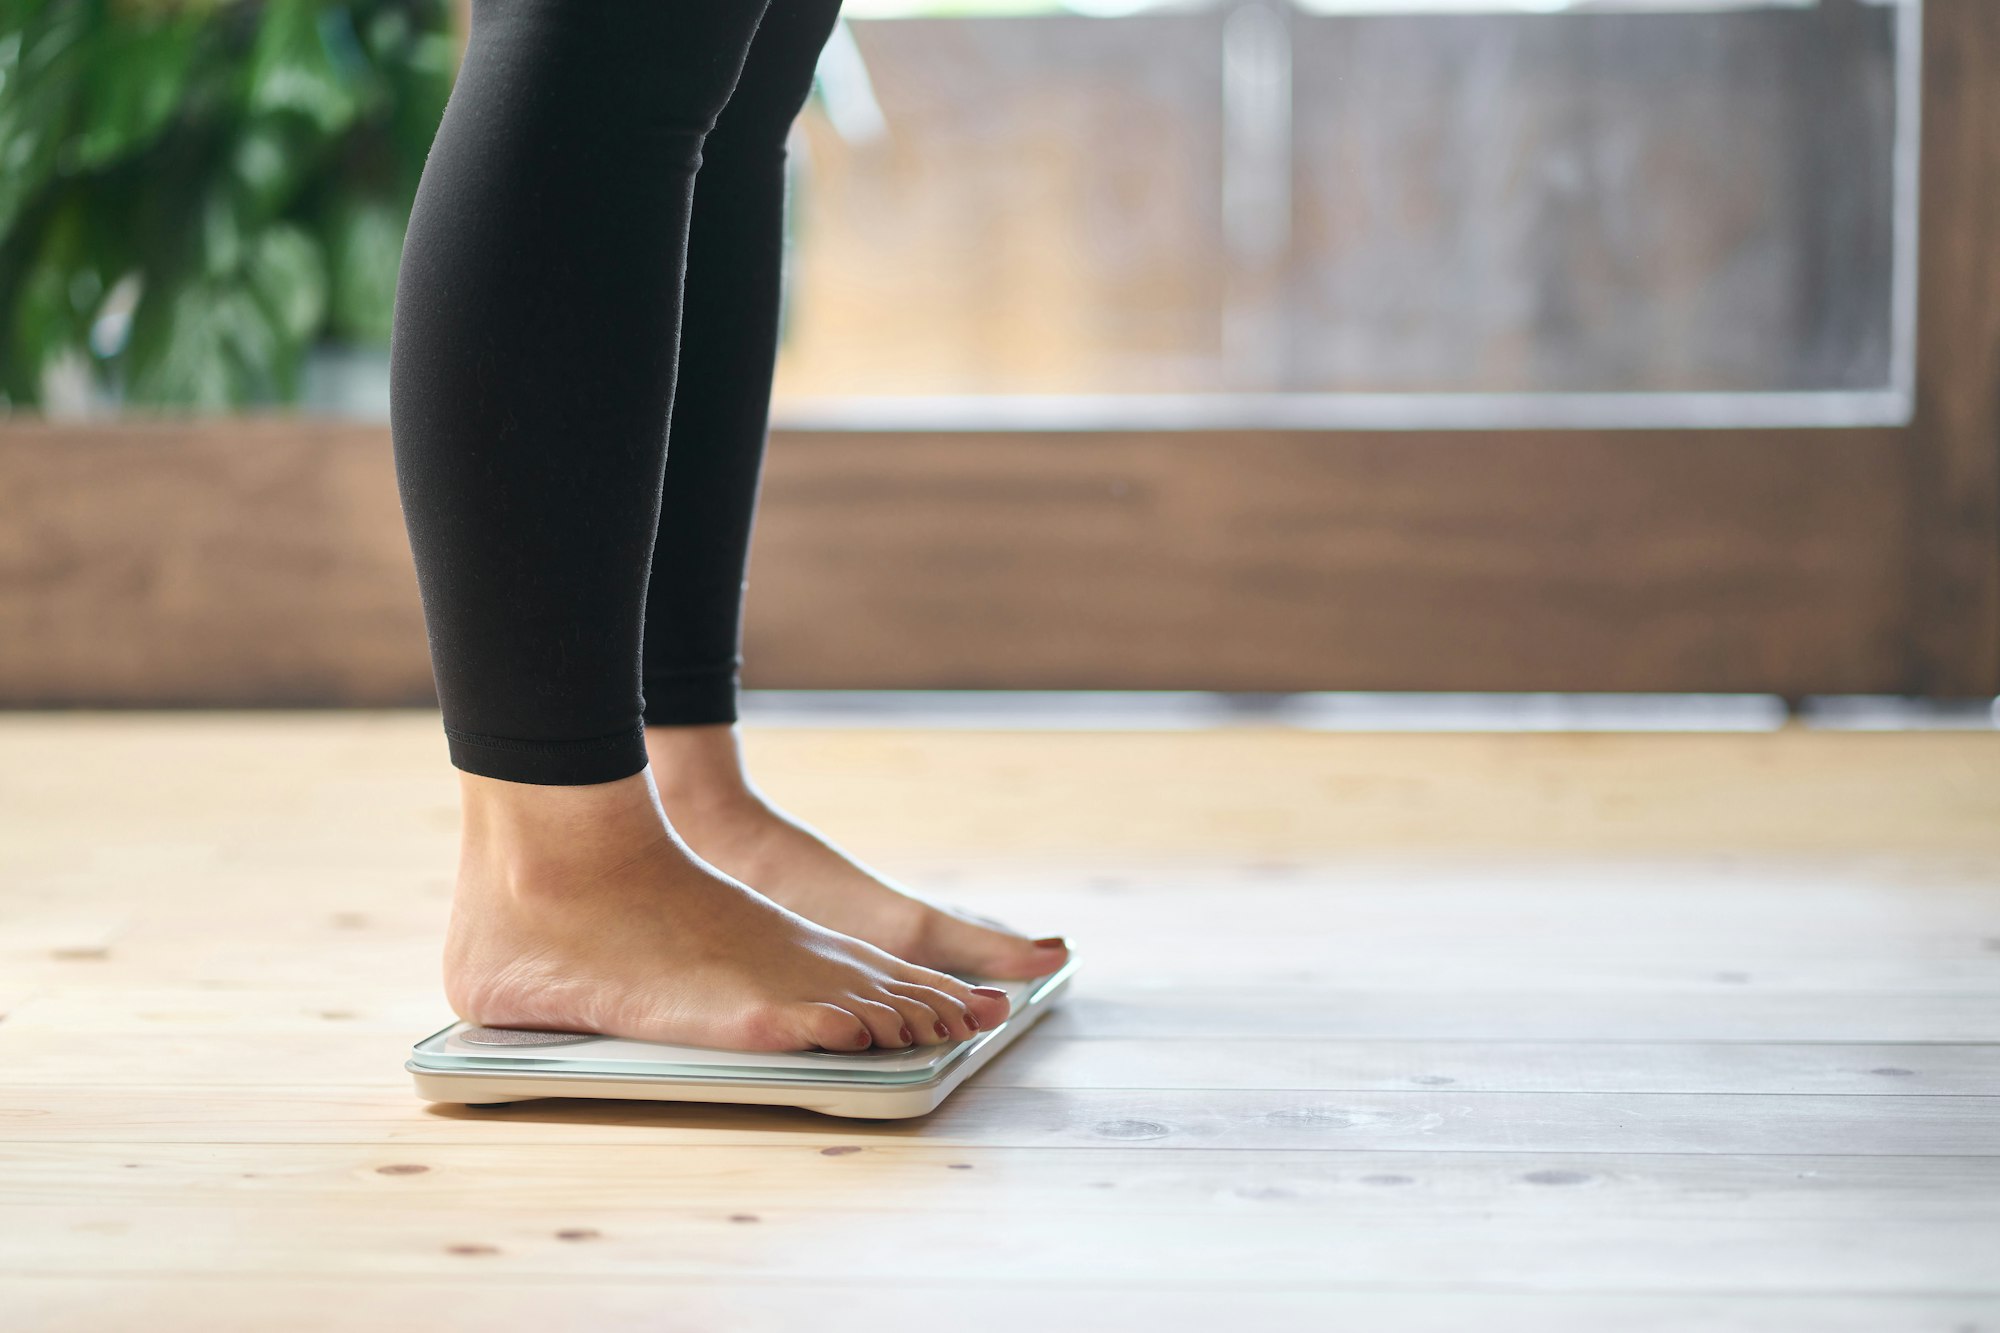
left=803, top=1002, right=874, bottom=1052
left=963, top=984, right=1009, bottom=1032
left=847, top=996, right=914, bottom=1048
left=885, top=981, right=979, bottom=1041
left=899, top=966, right=1007, bottom=1034
left=877, top=989, right=949, bottom=1045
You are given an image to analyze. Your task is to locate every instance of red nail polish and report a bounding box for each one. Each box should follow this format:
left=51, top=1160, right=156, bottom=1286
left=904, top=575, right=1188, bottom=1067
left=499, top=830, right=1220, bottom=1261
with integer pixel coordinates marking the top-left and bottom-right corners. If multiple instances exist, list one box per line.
left=1033, top=937, right=1066, bottom=949
left=934, top=1020, right=950, bottom=1038
left=964, top=1012, right=980, bottom=1031
left=971, top=986, right=1007, bottom=999
left=898, top=1025, right=913, bottom=1045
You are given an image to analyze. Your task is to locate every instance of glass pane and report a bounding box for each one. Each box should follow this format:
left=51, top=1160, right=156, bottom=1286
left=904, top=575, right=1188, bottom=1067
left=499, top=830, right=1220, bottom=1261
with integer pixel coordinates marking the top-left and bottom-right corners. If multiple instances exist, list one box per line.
left=778, top=8, right=1230, bottom=398
left=773, top=0, right=1919, bottom=429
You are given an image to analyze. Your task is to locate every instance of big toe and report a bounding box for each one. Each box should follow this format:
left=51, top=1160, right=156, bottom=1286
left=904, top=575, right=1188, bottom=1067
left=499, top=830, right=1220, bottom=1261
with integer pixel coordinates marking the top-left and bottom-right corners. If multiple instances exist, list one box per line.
left=917, top=908, right=1068, bottom=980
left=800, top=1002, right=875, bottom=1052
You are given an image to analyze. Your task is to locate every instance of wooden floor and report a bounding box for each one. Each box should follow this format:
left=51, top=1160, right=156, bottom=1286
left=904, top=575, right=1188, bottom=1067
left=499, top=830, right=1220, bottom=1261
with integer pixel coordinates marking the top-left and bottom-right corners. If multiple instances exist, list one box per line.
left=3, top=711, right=1999, bottom=1331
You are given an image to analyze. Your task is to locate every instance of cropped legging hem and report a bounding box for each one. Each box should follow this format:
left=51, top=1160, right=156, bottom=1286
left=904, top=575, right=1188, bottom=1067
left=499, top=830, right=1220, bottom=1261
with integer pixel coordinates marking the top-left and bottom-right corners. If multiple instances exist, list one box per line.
left=444, top=660, right=743, bottom=785
left=444, top=723, right=649, bottom=788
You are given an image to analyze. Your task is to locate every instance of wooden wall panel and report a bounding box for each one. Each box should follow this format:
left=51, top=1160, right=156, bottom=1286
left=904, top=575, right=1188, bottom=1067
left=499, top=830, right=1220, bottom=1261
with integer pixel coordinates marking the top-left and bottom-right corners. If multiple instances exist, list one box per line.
left=0, top=418, right=1917, bottom=705
left=0, top=419, right=433, bottom=707
left=742, top=427, right=1912, bottom=695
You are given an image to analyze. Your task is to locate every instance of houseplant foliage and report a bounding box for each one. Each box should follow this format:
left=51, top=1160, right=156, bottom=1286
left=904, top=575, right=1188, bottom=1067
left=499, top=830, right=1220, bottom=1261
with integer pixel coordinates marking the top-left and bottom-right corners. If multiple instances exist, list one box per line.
left=0, top=0, right=456, bottom=408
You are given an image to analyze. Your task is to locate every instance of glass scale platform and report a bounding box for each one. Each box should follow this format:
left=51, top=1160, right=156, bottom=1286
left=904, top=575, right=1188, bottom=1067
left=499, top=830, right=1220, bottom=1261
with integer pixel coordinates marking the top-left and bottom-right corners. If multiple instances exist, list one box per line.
left=407, top=956, right=1077, bottom=1119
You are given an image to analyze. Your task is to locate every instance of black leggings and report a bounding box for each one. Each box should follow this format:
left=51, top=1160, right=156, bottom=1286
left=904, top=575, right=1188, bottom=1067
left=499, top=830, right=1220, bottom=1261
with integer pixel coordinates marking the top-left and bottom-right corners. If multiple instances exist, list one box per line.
left=389, top=0, right=843, bottom=786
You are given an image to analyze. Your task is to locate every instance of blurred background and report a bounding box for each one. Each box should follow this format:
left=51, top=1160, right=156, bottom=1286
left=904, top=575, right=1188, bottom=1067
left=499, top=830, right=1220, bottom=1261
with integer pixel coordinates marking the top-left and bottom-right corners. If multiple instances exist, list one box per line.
left=1, top=0, right=1994, bottom=724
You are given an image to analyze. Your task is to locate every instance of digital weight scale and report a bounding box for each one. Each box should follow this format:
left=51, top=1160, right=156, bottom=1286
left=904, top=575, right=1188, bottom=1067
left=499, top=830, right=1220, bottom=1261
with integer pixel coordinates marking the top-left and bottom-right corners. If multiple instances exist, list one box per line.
left=407, top=955, right=1077, bottom=1119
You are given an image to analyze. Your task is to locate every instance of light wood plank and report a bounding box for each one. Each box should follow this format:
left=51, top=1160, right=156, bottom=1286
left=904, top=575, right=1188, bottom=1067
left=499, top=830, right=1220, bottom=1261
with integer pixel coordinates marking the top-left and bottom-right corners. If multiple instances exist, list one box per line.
left=2, top=1086, right=1994, bottom=1155
left=7, top=1144, right=1996, bottom=1221
left=3, top=1204, right=1994, bottom=1291
left=6, top=1279, right=1994, bottom=1333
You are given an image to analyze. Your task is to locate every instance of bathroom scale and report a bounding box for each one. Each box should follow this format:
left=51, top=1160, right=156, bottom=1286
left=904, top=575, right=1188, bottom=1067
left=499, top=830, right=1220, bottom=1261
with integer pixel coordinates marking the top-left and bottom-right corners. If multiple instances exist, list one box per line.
left=407, top=954, right=1077, bottom=1119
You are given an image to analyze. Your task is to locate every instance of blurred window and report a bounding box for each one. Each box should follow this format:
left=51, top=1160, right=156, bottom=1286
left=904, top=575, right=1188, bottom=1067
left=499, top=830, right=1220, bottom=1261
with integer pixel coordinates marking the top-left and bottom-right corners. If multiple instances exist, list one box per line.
left=772, top=0, right=1920, bottom=430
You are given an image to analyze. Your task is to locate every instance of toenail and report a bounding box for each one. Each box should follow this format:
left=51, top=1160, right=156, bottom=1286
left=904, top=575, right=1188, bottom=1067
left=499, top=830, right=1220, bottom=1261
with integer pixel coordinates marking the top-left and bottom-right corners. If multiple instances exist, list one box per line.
left=1033, top=937, right=1066, bottom=949
left=898, top=1025, right=913, bottom=1045
left=964, top=1012, right=980, bottom=1031
left=934, top=1020, right=950, bottom=1038
left=971, top=987, right=1007, bottom=999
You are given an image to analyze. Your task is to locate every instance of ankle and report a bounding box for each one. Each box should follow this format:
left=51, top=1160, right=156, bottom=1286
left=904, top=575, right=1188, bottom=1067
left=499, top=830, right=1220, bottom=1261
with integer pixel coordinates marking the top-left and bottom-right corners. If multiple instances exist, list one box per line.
left=457, top=768, right=670, bottom=889
left=644, top=723, right=762, bottom=820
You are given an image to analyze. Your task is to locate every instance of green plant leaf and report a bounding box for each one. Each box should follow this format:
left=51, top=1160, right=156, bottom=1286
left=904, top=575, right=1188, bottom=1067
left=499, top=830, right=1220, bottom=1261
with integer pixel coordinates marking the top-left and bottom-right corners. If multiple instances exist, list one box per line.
left=247, top=0, right=360, bottom=135
left=126, top=274, right=238, bottom=406
left=4, top=256, right=70, bottom=400
left=0, top=0, right=92, bottom=239
left=245, top=218, right=325, bottom=344
left=70, top=8, right=202, bottom=170
left=5, top=0, right=456, bottom=407
left=321, top=192, right=400, bottom=341
left=216, top=280, right=286, bottom=396
left=200, top=183, right=244, bottom=276
left=229, top=113, right=324, bottom=221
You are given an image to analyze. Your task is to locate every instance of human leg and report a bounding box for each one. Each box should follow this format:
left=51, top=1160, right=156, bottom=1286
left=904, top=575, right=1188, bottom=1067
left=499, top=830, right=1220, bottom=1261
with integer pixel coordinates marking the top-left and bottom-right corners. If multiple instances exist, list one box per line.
left=634, top=2, right=1068, bottom=980
left=389, top=0, right=1007, bottom=1045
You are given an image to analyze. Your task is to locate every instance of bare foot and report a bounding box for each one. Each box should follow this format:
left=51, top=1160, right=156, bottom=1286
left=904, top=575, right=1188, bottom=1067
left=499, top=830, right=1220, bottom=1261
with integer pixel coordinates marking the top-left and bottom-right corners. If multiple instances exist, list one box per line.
left=646, top=725, right=1070, bottom=981
left=442, top=767, right=1010, bottom=1050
